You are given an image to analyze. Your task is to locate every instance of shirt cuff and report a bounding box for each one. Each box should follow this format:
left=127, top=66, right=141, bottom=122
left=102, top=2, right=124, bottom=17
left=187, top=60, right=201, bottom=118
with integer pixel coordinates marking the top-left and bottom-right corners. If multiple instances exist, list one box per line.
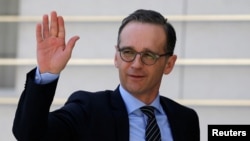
left=35, top=67, right=59, bottom=84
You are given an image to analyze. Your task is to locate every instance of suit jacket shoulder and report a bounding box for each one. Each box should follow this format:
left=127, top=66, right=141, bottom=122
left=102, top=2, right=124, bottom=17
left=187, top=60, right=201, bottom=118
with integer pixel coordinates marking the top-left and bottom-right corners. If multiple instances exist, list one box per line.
left=160, top=96, right=200, bottom=141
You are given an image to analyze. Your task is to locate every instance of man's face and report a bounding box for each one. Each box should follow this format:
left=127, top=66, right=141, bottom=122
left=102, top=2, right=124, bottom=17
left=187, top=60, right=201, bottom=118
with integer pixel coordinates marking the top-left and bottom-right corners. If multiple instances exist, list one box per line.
left=115, top=22, right=175, bottom=99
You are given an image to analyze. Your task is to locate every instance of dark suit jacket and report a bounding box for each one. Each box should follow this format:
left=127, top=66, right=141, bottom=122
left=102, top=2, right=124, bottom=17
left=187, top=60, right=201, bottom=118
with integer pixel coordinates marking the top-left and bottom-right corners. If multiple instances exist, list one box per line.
left=13, top=69, right=200, bottom=141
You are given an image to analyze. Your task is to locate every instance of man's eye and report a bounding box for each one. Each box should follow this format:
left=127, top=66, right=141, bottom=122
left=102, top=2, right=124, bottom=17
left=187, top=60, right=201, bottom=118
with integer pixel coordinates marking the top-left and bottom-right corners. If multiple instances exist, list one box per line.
left=143, top=52, right=156, bottom=59
left=123, top=49, right=135, bottom=55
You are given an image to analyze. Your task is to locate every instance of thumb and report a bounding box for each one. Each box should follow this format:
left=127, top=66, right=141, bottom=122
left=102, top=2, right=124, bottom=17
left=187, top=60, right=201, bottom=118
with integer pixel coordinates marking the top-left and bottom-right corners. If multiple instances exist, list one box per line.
left=65, top=36, right=80, bottom=53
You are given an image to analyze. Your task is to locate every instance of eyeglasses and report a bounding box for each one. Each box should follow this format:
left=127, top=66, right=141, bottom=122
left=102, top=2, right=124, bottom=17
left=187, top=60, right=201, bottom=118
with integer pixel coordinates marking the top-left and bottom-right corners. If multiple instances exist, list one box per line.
left=118, top=46, right=173, bottom=65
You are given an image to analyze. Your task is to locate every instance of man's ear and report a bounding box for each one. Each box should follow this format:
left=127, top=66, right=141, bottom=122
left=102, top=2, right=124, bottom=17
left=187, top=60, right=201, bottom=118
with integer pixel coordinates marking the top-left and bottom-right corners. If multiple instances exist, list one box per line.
left=163, top=55, right=177, bottom=75
left=114, top=45, right=119, bottom=68
left=114, top=58, right=118, bottom=68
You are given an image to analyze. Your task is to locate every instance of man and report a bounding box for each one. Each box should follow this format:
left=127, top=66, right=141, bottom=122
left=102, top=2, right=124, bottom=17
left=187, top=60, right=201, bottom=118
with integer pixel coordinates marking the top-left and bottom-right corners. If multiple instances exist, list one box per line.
left=13, top=9, right=200, bottom=141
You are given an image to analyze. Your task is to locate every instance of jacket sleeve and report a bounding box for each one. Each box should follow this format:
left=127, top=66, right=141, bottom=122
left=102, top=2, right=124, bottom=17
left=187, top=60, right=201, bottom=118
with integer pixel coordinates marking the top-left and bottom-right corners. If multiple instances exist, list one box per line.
left=12, top=68, right=60, bottom=141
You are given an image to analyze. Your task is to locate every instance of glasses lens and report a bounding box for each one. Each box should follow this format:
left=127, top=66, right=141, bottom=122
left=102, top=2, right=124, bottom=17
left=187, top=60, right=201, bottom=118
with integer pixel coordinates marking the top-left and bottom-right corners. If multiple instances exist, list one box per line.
left=120, top=49, right=136, bottom=62
left=141, top=52, right=157, bottom=65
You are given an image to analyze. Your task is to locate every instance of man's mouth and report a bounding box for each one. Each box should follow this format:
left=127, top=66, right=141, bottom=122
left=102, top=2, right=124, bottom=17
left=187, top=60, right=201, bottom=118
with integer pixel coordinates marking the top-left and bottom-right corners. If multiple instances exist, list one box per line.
left=128, top=74, right=145, bottom=79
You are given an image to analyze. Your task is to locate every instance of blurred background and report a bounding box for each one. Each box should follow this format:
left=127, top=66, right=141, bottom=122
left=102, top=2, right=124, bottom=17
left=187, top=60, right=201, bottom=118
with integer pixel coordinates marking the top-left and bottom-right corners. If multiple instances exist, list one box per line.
left=0, top=0, right=250, bottom=140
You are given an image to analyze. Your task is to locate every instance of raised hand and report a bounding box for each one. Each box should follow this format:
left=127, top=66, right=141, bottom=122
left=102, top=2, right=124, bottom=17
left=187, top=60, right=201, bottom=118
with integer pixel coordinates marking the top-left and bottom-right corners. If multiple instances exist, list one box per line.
left=36, top=11, right=80, bottom=74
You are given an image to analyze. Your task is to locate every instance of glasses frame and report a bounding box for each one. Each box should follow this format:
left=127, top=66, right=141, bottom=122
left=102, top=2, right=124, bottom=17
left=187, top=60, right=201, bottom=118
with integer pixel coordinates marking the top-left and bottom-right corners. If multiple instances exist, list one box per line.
left=117, top=46, right=173, bottom=65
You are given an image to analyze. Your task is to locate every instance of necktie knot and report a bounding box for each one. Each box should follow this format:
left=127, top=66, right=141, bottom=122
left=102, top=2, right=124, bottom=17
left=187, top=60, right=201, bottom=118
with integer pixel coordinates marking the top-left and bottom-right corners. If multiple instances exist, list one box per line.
left=140, top=106, right=155, bottom=119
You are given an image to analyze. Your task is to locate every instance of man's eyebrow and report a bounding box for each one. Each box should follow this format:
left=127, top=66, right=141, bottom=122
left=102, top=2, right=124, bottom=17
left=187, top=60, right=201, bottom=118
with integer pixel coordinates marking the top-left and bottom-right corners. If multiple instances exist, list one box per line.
left=143, top=48, right=157, bottom=53
left=119, top=46, right=159, bottom=53
left=119, top=46, right=134, bottom=49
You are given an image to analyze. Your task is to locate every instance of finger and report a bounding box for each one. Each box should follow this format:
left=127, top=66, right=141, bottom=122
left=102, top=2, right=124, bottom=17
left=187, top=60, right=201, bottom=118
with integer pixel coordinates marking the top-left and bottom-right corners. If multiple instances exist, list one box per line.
left=57, top=16, right=65, bottom=39
left=36, top=23, right=43, bottom=43
left=49, top=11, right=58, bottom=37
left=42, top=14, right=49, bottom=38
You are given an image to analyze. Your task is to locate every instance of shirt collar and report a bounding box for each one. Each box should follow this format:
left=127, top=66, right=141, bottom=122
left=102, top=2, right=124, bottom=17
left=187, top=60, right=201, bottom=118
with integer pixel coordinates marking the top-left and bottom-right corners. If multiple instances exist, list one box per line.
left=119, top=85, right=164, bottom=115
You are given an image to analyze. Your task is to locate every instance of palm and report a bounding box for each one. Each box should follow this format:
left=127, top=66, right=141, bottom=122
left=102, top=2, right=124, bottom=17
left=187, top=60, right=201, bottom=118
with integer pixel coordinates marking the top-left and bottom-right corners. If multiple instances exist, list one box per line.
left=37, top=37, right=67, bottom=74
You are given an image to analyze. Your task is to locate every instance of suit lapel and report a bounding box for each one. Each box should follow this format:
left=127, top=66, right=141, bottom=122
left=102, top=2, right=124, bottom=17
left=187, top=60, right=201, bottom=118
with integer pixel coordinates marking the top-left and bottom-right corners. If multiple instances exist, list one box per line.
left=160, top=97, right=181, bottom=141
left=110, top=87, right=129, bottom=141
